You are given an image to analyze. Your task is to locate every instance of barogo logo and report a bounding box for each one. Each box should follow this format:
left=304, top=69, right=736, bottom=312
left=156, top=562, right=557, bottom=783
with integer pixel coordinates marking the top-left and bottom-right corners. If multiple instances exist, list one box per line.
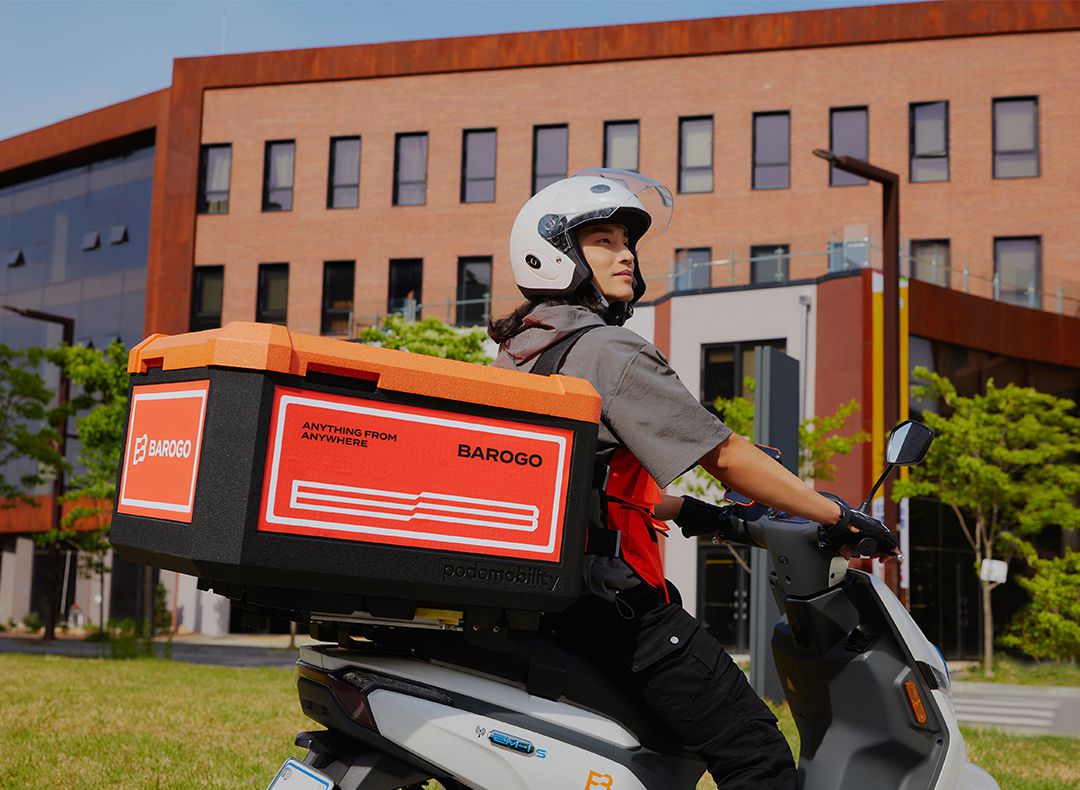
left=132, top=433, right=193, bottom=466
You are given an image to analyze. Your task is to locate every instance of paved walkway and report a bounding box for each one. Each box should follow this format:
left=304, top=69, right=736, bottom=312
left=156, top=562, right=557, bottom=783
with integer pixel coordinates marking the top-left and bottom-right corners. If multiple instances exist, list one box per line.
left=952, top=681, right=1080, bottom=737
left=0, top=633, right=303, bottom=667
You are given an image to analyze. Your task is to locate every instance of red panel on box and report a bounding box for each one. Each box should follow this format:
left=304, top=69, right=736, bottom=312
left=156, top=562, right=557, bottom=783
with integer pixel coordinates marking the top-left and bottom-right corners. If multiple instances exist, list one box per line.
left=258, top=386, right=575, bottom=562
left=117, top=380, right=210, bottom=522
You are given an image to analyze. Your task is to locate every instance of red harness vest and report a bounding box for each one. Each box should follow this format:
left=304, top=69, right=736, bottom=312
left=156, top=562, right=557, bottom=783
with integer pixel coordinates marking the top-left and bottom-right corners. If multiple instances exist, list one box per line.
left=596, top=448, right=671, bottom=602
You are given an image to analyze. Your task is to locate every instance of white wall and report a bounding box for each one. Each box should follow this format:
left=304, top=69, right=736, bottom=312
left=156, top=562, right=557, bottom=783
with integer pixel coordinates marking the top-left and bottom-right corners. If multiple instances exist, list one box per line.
left=656, top=285, right=818, bottom=614
left=161, top=569, right=230, bottom=635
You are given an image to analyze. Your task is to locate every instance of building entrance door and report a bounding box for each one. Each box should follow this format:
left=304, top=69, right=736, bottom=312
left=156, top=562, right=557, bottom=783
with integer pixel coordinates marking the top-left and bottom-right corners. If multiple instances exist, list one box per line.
left=698, top=543, right=750, bottom=652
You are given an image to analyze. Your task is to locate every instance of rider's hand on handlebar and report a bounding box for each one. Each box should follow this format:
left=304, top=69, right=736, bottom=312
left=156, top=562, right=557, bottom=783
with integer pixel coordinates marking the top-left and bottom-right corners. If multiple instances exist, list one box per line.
left=673, top=496, right=743, bottom=542
left=817, top=495, right=901, bottom=562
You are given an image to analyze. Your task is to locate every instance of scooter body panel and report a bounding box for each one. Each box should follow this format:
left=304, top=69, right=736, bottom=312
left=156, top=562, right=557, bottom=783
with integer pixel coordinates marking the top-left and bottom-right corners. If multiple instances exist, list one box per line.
left=302, top=645, right=640, bottom=749
left=368, top=690, right=645, bottom=790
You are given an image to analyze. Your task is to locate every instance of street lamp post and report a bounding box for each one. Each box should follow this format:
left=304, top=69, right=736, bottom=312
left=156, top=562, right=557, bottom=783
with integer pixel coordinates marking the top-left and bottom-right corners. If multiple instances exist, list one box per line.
left=2, top=306, right=74, bottom=640
left=811, top=150, right=903, bottom=603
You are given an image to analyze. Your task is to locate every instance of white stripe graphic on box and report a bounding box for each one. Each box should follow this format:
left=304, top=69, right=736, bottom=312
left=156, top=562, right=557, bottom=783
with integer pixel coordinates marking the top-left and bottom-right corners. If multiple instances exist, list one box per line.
left=291, top=480, right=540, bottom=532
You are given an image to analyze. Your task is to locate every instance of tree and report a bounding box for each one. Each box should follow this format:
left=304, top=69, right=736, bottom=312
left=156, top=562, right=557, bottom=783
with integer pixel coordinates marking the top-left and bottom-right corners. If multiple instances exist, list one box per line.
left=893, top=367, right=1080, bottom=677
left=999, top=549, right=1080, bottom=663
left=682, top=377, right=869, bottom=498
left=40, top=340, right=130, bottom=636
left=355, top=315, right=491, bottom=364
left=0, top=343, right=67, bottom=507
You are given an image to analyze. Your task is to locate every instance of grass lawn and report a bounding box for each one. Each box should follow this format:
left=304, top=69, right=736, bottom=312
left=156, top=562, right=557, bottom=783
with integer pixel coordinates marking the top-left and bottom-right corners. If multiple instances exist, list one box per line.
left=952, top=653, right=1080, bottom=687
left=0, top=654, right=1076, bottom=790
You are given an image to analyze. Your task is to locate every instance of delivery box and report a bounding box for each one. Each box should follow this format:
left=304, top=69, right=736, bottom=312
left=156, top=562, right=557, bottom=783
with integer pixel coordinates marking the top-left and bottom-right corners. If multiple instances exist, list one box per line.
left=110, top=322, right=600, bottom=625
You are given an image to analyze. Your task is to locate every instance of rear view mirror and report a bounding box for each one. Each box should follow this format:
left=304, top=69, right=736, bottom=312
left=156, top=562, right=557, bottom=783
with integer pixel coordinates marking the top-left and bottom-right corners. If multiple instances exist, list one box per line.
left=885, top=420, right=934, bottom=466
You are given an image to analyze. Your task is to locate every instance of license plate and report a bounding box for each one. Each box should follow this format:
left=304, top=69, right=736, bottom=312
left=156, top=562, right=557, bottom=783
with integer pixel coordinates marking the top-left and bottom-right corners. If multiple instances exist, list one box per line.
left=266, top=757, right=334, bottom=790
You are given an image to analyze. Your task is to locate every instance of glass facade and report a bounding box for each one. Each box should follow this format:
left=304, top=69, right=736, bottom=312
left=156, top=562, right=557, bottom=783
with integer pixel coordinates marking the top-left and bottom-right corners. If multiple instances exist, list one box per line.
left=262, top=141, right=295, bottom=211
left=830, top=107, right=868, bottom=186
left=752, top=112, right=790, bottom=190
left=321, top=260, right=355, bottom=334
left=532, top=125, right=568, bottom=194
left=328, top=136, right=361, bottom=209
left=394, top=133, right=428, bottom=206
left=190, top=265, right=224, bottom=331
left=604, top=121, right=639, bottom=172
left=678, top=117, right=713, bottom=193
left=673, top=247, right=711, bottom=291
left=993, top=98, right=1039, bottom=179
left=910, top=102, right=949, bottom=182
left=388, top=258, right=423, bottom=318
left=0, top=144, right=153, bottom=352
left=750, top=244, right=790, bottom=284
left=910, top=239, right=950, bottom=287
left=994, top=236, right=1041, bottom=308
left=456, top=256, right=492, bottom=327
left=461, top=129, right=497, bottom=203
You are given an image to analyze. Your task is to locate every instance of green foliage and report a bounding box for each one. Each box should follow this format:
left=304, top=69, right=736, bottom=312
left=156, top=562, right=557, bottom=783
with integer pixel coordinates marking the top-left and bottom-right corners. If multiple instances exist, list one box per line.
left=354, top=315, right=491, bottom=364
left=681, top=377, right=868, bottom=499
left=154, top=582, right=172, bottom=636
left=37, top=341, right=129, bottom=568
left=1000, top=550, right=1080, bottom=662
left=0, top=343, right=67, bottom=506
left=22, top=611, right=42, bottom=632
left=894, top=367, right=1080, bottom=673
left=894, top=367, right=1080, bottom=558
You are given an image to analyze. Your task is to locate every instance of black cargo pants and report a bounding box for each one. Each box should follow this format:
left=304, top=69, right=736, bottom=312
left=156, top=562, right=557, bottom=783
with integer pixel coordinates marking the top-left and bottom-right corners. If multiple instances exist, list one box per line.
left=546, top=584, right=798, bottom=790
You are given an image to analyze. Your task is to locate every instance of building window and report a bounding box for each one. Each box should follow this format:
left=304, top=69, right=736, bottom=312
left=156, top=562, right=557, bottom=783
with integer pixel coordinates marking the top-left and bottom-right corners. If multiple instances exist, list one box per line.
left=700, top=339, right=786, bottom=410
left=461, top=129, right=497, bottom=203
left=198, top=144, right=231, bottom=214
left=604, top=121, right=639, bottom=172
left=190, top=266, right=224, bottom=332
left=830, top=107, right=868, bottom=186
left=750, top=244, right=790, bottom=284
left=388, top=258, right=423, bottom=319
left=910, top=101, right=949, bottom=182
left=673, top=247, right=711, bottom=291
left=456, top=256, right=492, bottom=327
left=910, top=239, right=950, bottom=287
left=321, top=260, right=355, bottom=335
left=828, top=239, right=869, bottom=272
left=993, top=98, right=1039, bottom=178
left=994, top=237, right=1041, bottom=308
left=256, top=263, right=289, bottom=325
left=327, top=136, right=360, bottom=209
left=753, top=112, right=790, bottom=190
left=532, top=125, right=568, bottom=194
left=678, top=117, right=713, bottom=193
left=262, top=141, right=295, bottom=212
left=393, top=133, right=428, bottom=206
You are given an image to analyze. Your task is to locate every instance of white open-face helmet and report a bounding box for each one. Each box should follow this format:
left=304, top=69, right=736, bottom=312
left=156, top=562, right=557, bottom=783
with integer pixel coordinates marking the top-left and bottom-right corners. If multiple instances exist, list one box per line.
left=509, top=168, right=674, bottom=310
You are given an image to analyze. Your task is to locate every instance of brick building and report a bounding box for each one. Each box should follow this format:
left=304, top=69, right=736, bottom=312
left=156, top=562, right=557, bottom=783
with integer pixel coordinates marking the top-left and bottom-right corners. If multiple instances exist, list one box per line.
left=1, top=1, right=1078, bottom=652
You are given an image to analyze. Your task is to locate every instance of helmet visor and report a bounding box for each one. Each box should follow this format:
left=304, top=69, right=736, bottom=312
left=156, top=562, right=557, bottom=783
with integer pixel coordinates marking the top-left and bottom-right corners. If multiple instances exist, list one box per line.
left=537, top=169, right=674, bottom=251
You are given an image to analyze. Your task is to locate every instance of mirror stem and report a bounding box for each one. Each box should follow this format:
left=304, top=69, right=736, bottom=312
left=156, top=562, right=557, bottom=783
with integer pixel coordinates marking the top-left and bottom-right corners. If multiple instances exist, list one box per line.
left=860, top=463, right=895, bottom=514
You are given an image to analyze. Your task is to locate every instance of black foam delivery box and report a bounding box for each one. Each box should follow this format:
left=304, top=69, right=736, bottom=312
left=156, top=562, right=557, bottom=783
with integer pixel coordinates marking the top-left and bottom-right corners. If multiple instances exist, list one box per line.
left=109, top=322, right=600, bottom=622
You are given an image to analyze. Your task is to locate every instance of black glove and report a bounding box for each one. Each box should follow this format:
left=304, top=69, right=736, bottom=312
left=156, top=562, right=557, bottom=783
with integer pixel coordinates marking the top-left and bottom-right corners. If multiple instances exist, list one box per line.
left=817, top=494, right=900, bottom=557
left=674, top=496, right=749, bottom=543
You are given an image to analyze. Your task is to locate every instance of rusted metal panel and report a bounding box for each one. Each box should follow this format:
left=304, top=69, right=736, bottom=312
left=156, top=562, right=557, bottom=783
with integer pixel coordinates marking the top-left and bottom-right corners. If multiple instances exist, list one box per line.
left=909, top=278, right=1080, bottom=370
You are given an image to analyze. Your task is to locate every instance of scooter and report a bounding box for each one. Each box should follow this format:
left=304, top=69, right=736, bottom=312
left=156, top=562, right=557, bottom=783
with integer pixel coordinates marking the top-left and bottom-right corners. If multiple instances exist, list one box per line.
left=266, top=420, right=1000, bottom=790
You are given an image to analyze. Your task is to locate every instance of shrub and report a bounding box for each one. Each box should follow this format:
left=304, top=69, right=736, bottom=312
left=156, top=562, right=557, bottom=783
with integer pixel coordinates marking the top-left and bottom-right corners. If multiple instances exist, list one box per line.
left=1000, top=550, right=1080, bottom=662
left=22, top=612, right=42, bottom=632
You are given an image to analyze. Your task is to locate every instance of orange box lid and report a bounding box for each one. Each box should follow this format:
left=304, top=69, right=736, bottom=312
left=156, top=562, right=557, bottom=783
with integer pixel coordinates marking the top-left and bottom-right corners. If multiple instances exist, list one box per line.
left=128, top=322, right=601, bottom=424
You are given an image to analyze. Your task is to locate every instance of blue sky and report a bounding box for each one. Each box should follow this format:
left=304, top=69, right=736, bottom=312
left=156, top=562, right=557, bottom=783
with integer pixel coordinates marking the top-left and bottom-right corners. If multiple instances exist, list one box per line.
left=1, top=0, right=905, bottom=141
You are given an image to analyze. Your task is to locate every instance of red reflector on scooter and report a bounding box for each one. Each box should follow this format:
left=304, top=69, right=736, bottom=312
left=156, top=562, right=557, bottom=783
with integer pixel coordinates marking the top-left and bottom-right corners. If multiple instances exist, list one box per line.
left=903, top=679, right=928, bottom=724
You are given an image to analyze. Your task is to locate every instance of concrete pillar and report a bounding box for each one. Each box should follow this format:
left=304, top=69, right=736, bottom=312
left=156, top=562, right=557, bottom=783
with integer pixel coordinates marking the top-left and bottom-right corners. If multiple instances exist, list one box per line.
left=169, top=571, right=229, bottom=636
left=0, top=536, right=35, bottom=625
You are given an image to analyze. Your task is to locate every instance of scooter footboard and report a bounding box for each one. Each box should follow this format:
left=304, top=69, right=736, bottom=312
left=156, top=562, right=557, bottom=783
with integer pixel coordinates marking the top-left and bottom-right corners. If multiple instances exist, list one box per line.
left=771, top=576, right=947, bottom=790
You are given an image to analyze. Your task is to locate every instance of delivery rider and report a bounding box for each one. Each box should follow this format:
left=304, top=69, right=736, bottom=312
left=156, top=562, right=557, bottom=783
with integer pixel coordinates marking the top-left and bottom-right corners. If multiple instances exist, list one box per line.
left=490, top=169, right=897, bottom=789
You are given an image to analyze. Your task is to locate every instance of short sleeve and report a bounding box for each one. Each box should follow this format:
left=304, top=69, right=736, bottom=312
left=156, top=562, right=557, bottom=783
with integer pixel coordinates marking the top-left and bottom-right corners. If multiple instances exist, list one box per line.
left=604, top=344, right=733, bottom=488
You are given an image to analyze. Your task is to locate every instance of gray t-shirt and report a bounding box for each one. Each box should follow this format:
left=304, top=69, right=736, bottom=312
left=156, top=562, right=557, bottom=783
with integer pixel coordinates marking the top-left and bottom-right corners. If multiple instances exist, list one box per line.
left=493, top=303, right=731, bottom=487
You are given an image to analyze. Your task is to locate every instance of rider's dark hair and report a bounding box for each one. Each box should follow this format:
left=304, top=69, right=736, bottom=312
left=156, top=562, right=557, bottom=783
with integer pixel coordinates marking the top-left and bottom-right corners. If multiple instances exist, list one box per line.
left=487, top=289, right=612, bottom=345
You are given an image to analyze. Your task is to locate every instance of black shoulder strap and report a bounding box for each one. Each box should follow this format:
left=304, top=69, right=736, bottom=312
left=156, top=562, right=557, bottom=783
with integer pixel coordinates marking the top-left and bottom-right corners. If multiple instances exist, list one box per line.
left=529, top=325, right=599, bottom=377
